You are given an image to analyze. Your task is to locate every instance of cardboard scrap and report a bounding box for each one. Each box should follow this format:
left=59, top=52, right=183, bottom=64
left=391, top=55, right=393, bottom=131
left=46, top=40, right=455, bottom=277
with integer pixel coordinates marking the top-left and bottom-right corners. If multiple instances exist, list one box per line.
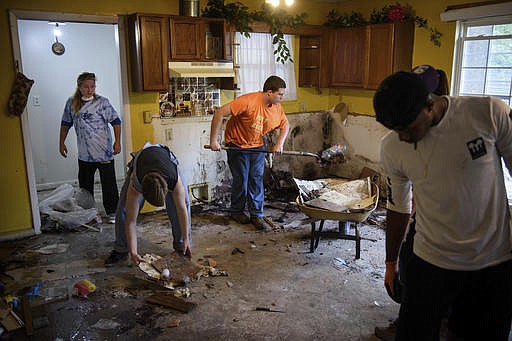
left=146, top=294, right=197, bottom=313
left=296, top=177, right=374, bottom=213
left=138, top=253, right=202, bottom=288
left=0, top=300, right=24, bottom=332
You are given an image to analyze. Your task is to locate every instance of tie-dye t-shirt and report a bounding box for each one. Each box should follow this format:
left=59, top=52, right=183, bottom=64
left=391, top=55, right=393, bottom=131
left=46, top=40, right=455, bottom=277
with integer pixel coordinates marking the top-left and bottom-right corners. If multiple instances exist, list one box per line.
left=61, top=95, right=120, bottom=162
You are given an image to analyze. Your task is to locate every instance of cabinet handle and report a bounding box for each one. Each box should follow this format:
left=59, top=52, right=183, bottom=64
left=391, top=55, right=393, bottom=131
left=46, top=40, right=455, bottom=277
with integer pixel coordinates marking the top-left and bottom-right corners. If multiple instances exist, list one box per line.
left=304, top=66, right=319, bottom=70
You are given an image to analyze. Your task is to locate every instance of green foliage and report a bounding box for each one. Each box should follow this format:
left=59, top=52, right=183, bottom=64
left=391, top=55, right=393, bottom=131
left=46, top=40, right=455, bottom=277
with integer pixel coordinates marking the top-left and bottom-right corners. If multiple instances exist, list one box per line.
left=203, top=0, right=254, bottom=38
left=322, top=2, right=443, bottom=47
left=368, top=3, right=442, bottom=47
left=202, top=0, right=306, bottom=63
left=324, top=10, right=365, bottom=28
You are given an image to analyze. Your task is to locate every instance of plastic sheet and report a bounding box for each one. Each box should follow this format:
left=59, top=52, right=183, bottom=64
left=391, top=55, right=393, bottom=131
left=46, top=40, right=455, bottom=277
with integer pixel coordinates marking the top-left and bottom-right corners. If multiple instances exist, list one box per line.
left=38, top=184, right=98, bottom=229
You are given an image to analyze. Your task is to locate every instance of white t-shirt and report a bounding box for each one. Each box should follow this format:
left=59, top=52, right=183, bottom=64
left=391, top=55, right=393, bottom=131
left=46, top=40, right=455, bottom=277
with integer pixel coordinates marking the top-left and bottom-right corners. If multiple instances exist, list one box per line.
left=381, top=96, right=512, bottom=270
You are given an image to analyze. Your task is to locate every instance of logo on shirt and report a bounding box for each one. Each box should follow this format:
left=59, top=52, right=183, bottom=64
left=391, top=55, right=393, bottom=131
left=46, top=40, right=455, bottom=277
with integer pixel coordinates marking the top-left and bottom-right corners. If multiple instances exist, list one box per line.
left=466, top=137, right=486, bottom=160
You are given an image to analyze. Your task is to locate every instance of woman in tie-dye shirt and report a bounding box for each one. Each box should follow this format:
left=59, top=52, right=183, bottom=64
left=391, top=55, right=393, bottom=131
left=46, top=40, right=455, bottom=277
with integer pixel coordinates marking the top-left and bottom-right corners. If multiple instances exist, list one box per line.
left=59, top=72, right=121, bottom=222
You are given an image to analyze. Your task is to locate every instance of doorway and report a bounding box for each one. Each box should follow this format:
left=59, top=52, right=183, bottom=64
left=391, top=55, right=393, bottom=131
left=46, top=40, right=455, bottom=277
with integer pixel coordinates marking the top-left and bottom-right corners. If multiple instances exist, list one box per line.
left=9, top=10, right=132, bottom=233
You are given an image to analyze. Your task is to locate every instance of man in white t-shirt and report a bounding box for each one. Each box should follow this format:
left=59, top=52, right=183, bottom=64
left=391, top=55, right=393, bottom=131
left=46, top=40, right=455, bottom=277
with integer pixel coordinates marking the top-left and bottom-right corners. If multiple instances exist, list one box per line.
left=374, top=71, right=512, bottom=340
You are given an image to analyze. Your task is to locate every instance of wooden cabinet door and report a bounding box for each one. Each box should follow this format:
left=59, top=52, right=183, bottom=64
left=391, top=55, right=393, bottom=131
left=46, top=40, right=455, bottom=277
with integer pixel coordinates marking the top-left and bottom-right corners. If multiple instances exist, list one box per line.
left=330, top=26, right=366, bottom=88
left=365, top=23, right=394, bottom=89
left=138, top=16, right=170, bottom=91
left=170, top=17, right=202, bottom=60
left=299, top=36, right=321, bottom=87
left=365, top=22, right=414, bottom=89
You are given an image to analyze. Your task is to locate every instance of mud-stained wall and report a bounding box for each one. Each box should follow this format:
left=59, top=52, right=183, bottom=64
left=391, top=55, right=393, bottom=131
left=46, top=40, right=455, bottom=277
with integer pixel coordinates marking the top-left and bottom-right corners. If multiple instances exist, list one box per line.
left=268, top=111, right=332, bottom=181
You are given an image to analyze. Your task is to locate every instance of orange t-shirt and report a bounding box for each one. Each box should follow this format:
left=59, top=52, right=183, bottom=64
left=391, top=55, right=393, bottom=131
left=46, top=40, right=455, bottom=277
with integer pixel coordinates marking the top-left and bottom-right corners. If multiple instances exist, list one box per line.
left=224, top=92, right=288, bottom=148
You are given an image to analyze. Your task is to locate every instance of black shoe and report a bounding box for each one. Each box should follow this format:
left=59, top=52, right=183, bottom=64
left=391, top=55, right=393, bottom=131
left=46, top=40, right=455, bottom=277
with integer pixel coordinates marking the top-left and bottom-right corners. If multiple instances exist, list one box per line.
left=250, top=216, right=272, bottom=231
left=230, top=212, right=250, bottom=224
left=104, top=250, right=128, bottom=267
left=374, top=319, right=398, bottom=341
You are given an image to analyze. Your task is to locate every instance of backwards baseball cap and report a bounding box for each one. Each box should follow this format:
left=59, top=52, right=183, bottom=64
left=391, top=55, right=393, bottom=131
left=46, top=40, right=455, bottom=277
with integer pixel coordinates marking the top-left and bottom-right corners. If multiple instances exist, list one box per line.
left=412, top=65, right=440, bottom=94
left=373, top=71, right=429, bottom=131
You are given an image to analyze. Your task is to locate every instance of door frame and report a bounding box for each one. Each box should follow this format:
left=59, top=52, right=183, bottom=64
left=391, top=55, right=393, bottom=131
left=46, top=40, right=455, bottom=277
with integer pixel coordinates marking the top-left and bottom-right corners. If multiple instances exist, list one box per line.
left=8, top=10, right=132, bottom=235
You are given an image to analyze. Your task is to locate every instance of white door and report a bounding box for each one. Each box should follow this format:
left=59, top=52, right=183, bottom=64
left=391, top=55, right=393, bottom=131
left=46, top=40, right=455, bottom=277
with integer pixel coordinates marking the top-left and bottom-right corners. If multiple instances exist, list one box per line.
left=18, top=19, right=125, bottom=189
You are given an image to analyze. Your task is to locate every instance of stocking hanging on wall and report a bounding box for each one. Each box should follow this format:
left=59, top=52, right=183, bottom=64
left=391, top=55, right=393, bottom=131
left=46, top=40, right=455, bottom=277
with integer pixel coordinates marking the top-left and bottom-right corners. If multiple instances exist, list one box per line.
left=7, top=72, right=34, bottom=116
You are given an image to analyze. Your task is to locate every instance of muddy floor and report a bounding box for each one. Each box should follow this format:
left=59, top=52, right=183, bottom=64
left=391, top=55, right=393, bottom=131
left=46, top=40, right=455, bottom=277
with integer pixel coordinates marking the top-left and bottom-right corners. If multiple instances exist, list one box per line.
left=0, top=201, right=402, bottom=340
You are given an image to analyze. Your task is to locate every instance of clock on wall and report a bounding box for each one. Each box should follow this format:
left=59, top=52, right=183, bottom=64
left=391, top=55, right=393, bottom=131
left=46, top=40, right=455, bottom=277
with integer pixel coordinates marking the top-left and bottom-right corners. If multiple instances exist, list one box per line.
left=52, top=41, right=65, bottom=56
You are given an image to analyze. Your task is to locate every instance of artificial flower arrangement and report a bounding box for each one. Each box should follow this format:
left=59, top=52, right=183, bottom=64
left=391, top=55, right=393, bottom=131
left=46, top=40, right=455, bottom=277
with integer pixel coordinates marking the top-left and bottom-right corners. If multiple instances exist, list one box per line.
left=324, top=3, right=442, bottom=47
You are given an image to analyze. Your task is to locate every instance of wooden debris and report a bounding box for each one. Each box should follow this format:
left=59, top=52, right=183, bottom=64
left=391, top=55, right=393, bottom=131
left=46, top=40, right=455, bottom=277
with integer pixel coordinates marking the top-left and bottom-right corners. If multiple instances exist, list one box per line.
left=22, top=296, right=33, bottom=336
left=146, top=294, right=197, bottom=313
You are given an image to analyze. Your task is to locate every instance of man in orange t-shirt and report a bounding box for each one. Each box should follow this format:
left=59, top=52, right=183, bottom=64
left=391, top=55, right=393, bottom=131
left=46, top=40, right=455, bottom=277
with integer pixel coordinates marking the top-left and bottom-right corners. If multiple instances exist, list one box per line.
left=209, top=76, right=290, bottom=231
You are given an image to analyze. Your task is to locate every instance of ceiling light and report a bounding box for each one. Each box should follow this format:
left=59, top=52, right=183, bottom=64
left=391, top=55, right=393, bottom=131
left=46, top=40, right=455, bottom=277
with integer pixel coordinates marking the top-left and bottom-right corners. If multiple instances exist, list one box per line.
left=266, top=0, right=280, bottom=7
left=284, top=0, right=294, bottom=6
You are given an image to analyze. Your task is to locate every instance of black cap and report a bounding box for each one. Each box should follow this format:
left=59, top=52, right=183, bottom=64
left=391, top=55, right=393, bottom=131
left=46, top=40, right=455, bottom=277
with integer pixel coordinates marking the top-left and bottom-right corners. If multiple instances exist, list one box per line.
left=412, top=65, right=440, bottom=93
left=373, top=71, right=429, bottom=130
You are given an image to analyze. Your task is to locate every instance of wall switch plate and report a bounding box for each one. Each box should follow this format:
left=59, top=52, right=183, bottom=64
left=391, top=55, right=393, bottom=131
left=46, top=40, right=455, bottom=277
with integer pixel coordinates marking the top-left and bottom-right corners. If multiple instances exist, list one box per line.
left=143, top=111, right=152, bottom=124
left=165, top=128, right=173, bottom=141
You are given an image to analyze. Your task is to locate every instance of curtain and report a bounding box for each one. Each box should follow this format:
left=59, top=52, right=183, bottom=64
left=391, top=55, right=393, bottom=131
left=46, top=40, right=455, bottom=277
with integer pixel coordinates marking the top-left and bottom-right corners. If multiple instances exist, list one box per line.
left=235, top=32, right=297, bottom=100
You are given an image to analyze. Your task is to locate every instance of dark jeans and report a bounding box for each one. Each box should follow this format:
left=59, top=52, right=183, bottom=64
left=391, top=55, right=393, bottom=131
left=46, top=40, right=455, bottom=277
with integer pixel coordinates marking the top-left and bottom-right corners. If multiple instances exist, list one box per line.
left=78, top=159, right=119, bottom=215
left=226, top=144, right=266, bottom=217
left=397, top=255, right=512, bottom=341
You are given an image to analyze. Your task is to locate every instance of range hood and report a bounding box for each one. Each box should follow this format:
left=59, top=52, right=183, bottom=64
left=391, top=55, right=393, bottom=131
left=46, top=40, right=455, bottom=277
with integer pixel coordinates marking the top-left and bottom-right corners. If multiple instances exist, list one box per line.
left=169, top=61, right=235, bottom=78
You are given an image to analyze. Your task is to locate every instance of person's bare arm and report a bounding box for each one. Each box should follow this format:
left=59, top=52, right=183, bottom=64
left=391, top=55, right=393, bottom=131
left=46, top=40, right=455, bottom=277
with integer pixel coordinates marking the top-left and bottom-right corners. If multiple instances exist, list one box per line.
left=209, top=103, right=232, bottom=150
left=272, top=122, right=290, bottom=153
left=384, top=209, right=410, bottom=295
left=171, top=175, right=191, bottom=256
left=112, top=124, right=121, bottom=155
left=125, top=181, right=143, bottom=265
left=59, top=125, right=70, bottom=157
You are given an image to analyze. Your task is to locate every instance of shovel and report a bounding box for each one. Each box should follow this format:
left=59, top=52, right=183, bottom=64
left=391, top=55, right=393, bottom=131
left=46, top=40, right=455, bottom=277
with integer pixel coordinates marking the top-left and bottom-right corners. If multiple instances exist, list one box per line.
left=203, top=144, right=346, bottom=165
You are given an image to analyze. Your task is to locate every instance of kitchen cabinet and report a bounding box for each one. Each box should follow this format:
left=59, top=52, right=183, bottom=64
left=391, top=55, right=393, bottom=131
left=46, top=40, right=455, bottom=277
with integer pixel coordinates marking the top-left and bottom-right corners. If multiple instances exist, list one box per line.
left=298, top=34, right=331, bottom=88
left=329, top=22, right=414, bottom=89
left=170, top=16, right=230, bottom=61
left=329, top=26, right=367, bottom=88
left=128, top=14, right=170, bottom=92
left=365, top=22, right=414, bottom=90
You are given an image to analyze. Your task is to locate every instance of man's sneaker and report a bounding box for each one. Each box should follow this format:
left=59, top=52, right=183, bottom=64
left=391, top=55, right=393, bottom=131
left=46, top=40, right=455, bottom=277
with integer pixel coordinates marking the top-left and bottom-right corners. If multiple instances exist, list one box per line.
left=374, top=319, right=398, bottom=341
left=104, top=250, right=128, bottom=267
left=250, top=216, right=272, bottom=231
left=107, top=214, right=116, bottom=224
left=230, top=212, right=250, bottom=224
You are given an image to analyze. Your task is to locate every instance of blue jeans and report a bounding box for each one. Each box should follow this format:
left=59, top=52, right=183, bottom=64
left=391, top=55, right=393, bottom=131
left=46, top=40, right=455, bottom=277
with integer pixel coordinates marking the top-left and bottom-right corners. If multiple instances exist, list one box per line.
left=113, top=164, right=191, bottom=253
left=227, top=144, right=265, bottom=217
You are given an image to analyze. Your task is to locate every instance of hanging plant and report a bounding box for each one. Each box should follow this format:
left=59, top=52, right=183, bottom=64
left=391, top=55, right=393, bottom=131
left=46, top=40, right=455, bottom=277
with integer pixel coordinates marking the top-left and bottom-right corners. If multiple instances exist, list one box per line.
left=324, top=10, right=365, bottom=28
left=202, top=0, right=306, bottom=63
left=369, top=3, right=442, bottom=47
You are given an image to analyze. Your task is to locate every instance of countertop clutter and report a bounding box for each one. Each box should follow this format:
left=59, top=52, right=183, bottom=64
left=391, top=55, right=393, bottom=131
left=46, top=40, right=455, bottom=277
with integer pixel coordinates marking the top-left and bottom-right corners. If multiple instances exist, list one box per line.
left=159, top=77, right=221, bottom=118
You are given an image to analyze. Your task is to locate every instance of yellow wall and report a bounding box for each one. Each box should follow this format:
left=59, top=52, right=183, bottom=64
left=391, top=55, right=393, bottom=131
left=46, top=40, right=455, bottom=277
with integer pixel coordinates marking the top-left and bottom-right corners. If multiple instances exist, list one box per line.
left=0, top=0, right=485, bottom=235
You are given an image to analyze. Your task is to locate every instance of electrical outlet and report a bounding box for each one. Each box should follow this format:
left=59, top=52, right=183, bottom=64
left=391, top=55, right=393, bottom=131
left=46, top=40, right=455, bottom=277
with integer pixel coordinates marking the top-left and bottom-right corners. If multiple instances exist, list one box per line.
left=165, top=128, right=173, bottom=141
left=33, top=95, right=40, bottom=107
left=143, top=111, right=152, bottom=124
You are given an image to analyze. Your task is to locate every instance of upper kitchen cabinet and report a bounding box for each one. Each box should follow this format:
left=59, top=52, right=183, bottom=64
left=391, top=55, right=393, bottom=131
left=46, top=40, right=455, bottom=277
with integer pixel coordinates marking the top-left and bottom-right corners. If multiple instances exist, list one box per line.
left=329, top=25, right=367, bottom=88
left=329, top=22, right=414, bottom=89
left=170, top=16, right=230, bottom=61
left=365, top=22, right=414, bottom=90
left=298, top=27, right=330, bottom=89
left=128, top=14, right=170, bottom=92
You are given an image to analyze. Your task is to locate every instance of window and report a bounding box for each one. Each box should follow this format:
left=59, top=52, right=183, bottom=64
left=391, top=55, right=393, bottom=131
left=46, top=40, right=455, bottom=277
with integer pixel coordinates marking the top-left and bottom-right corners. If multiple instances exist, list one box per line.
left=452, top=16, right=512, bottom=105
left=235, top=32, right=297, bottom=100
